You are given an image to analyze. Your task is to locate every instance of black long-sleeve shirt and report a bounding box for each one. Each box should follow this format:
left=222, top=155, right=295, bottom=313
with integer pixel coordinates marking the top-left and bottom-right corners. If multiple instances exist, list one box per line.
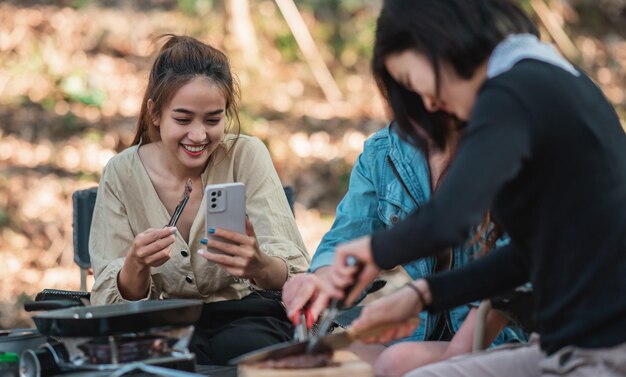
left=371, top=60, right=626, bottom=354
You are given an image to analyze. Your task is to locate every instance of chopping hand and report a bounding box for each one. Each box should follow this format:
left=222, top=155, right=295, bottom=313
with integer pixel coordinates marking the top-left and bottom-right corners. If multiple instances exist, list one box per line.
left=306, top=256, right=363, bottom=353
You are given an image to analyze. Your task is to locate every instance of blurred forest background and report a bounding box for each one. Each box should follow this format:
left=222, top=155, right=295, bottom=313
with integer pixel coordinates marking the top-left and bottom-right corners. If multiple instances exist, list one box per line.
left=0, top=0, right=625, bottom=328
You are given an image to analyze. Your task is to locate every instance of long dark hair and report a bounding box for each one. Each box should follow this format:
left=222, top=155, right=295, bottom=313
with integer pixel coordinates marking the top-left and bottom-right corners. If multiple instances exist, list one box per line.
left=132, top=34, right=240, bottom=145
left=375, top=0, right=537, bottom=253
left=373, top=0, right=538, bottom=150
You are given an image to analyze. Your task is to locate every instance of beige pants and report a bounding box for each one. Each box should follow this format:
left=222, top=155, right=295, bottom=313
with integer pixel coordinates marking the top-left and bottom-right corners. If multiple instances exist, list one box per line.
left=404, top=334, right=626, bottom=377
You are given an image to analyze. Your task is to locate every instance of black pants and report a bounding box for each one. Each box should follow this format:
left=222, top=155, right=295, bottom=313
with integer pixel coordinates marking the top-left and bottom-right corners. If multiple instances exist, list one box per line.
left=189, top=291, right=293, bottom=365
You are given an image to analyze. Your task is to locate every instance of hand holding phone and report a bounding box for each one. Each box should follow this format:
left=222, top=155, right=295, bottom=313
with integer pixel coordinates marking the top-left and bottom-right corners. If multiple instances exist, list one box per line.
left=198, top=182, right=288, bottom=288
left=203, top=182, right=246, bottom=254
left=198, top=183, right=270, bottom=280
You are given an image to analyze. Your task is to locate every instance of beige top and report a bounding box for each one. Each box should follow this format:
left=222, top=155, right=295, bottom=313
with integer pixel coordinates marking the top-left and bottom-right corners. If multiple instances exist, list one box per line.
left=90, top=134, right=310, bottom=305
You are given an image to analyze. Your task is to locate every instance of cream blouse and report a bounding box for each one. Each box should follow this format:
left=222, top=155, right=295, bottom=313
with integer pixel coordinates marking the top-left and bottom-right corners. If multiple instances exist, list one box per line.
left=89, top=134, right=310, bottom=305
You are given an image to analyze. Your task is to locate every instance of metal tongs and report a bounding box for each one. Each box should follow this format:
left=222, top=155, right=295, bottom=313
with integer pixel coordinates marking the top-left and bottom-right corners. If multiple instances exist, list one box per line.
left=305, top=256, right=363, bottom=353
left=166, top=178, right=192, bottom=228
left=293, top=307, right=314, bottom=341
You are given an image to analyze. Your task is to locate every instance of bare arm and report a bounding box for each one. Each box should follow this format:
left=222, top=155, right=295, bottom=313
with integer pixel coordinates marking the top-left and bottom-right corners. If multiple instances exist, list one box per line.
left=441, top=307, right=508, bottom=359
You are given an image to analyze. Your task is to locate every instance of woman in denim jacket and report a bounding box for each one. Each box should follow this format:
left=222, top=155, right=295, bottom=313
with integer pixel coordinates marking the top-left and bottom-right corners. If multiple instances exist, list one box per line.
left=283, top=122, right=526, bottom=376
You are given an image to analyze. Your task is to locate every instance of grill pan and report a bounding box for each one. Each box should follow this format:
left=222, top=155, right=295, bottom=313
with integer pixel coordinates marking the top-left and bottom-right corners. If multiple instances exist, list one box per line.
left=32, top=299, right=203, bottom=337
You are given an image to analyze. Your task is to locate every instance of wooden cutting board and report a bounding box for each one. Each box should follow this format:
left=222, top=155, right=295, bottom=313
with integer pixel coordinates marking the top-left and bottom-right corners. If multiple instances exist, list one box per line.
left=238, top=350, right=373, bottom=377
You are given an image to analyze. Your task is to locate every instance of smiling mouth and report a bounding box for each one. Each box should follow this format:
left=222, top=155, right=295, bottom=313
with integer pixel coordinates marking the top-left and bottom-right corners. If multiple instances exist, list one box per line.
left=181, top=144, right=208, bottom=153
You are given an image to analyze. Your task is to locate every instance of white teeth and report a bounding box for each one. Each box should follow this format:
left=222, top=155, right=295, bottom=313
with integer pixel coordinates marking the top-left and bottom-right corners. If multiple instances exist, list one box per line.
left=182, top=144, right=206, bottom=153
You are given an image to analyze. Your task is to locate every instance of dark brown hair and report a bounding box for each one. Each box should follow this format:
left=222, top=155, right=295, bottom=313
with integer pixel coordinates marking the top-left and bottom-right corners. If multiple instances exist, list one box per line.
left=373, top=0, right=538, bottom=151
left=374, top=0, right=537, bottom=252
left=132, top=34, right=240, bottom=145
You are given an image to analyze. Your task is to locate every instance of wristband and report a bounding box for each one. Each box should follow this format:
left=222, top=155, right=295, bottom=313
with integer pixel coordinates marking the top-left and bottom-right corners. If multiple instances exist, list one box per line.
left=405, top=282, right=427, bottom=307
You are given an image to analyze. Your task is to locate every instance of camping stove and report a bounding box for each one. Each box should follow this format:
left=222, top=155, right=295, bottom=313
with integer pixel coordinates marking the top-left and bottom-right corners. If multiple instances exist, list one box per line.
left=19, top=326, right=197, bottom=377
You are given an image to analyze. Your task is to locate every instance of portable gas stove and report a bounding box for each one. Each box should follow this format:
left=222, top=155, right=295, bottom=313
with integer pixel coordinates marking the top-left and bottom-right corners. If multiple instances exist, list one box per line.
left=19, top=326, right=198, bottom=377
left=20, top=299, right=205, bottom=377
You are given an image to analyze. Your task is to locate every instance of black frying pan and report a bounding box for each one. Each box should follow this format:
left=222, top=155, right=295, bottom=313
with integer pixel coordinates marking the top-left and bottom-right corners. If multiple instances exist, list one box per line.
left=32, top=299, right=203, bottom=337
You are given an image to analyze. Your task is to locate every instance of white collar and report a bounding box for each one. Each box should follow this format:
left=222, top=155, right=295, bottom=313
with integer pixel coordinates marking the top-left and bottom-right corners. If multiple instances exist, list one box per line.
left=487, top=34, right=579, bottom=78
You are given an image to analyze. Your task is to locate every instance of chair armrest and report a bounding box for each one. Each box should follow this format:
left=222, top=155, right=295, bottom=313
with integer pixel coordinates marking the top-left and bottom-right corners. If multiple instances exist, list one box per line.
left=24, top=300, right=83, bottom=312
left=35, top=289, right=90, bottom=302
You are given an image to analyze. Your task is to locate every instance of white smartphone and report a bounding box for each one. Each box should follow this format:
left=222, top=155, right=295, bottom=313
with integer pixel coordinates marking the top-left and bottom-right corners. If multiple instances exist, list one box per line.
left=204, top=182, right=246, bottom=254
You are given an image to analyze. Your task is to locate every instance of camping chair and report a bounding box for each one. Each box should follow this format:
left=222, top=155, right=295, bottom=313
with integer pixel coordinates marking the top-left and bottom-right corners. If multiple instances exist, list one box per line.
left=72, top=187, right=98, bottom=292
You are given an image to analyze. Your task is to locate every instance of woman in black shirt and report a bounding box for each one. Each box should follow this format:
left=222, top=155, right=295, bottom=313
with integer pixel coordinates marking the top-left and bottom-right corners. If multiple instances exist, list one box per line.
left=323, top=1, right=626, bottom=376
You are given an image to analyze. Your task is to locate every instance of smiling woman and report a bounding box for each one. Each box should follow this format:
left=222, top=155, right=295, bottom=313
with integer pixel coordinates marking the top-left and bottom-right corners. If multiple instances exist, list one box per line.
left=144, top=77, right=227, bottom=175
left=88, top=34, right=310, bottom=365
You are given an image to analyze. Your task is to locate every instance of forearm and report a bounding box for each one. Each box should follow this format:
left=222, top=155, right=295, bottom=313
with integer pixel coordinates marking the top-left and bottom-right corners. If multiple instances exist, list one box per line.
left=312, top=265, right=333, bottom=280
left=483, top=309, right=509, bottom=346
left=426, top=244, right=529, bottom=312
left=117, top=259, right=151, bottom=301
left=251, top=255, right=289, bottom=289
left=441, top=307, right=508, bottom=359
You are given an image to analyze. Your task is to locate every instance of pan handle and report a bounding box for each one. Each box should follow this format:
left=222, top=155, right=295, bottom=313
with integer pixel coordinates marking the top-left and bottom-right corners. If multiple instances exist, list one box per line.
left=23, top=300, right=83, bottom=312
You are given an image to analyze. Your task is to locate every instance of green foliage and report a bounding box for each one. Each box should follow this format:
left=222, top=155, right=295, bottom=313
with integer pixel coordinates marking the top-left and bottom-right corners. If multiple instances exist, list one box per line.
left=177, top=0, right=213, bottom=16
left=61, top=112, right=79, bottom=133
left=0, top=208, right=8, bottom=227
left=329, top=158, right=352, bottom=196
left=285, top=0, right=376, bottom=69
left=16, top=292, right=32, bottom=306
left=77, top=171, right=101, bottom=181
left=60, top=75, right=106, bottom=108
left=41, top=97, right=57, bottom=111
left=72, top=0, right=95, bottom=9
left=84, top=129, right=104, bottom=143
left=275, top=32, right=300, bottom=62
left=518, top=0, right=532, bottom=13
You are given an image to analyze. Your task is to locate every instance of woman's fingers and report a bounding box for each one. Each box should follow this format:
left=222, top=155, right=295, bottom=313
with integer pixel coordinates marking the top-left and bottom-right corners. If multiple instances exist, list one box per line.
left=353, top=298, right=398, bottom=331
left=204, top=237, right=247, bottom=257
left=283, top=273, right=342, bottom=320
left=352, top=285, right=423, bottom=341
left=358, top=320, right=419, bottom=344
left=400, top=321, right=419, bottom=337
left=309, top=291, right=331, bottom=321
left=129, top=228, right=176, bottom=268
left=198, top=248, right=245, bottom=268
left=145, top=250, right=172, bottom=267
left=283, top=275, right=305, bottom=302
left=136, top=227, right=176, bottom=247
left=353, top=304, right=384, bottom=331
left=209, top=226, right=255, bottom=247
left=201, top=223, right=267, bottom=281
left=244, top=217, right=256, bottom=238
left=331, top=236, right=380, bottom=306
left=345, top=264, right=380, bottom=306
left=197, top=248, right=262, bottom=280
left=282, top=274, right=306, bottom=310
left=289, top=278, right=319, bottom=316
left=137, top=234, right=176, bottom=258
left=330, top=266, right=353, bottom=292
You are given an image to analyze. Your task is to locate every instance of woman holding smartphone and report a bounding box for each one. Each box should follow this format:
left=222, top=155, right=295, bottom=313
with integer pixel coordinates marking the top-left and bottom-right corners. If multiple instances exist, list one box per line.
left=89, top=34, right=310, bottom=365
left=320, top=0, right=626, bottom=376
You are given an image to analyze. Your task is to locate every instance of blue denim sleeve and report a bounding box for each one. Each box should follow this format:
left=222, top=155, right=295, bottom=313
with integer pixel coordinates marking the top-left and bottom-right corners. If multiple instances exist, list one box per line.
left=309, top=150, right=385, bottom=272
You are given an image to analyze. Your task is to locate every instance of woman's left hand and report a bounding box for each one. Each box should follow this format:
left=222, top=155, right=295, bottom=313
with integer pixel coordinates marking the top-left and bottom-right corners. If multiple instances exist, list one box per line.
left=351, top=284, right=423, bottom=344
left=332, top=235, right=381, bottom=306
left=198, top=218, right=272, bottom=282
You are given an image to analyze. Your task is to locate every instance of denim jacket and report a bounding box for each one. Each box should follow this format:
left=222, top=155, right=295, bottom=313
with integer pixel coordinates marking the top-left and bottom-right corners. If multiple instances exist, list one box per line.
left=310, top=124, right=527, bottom=345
